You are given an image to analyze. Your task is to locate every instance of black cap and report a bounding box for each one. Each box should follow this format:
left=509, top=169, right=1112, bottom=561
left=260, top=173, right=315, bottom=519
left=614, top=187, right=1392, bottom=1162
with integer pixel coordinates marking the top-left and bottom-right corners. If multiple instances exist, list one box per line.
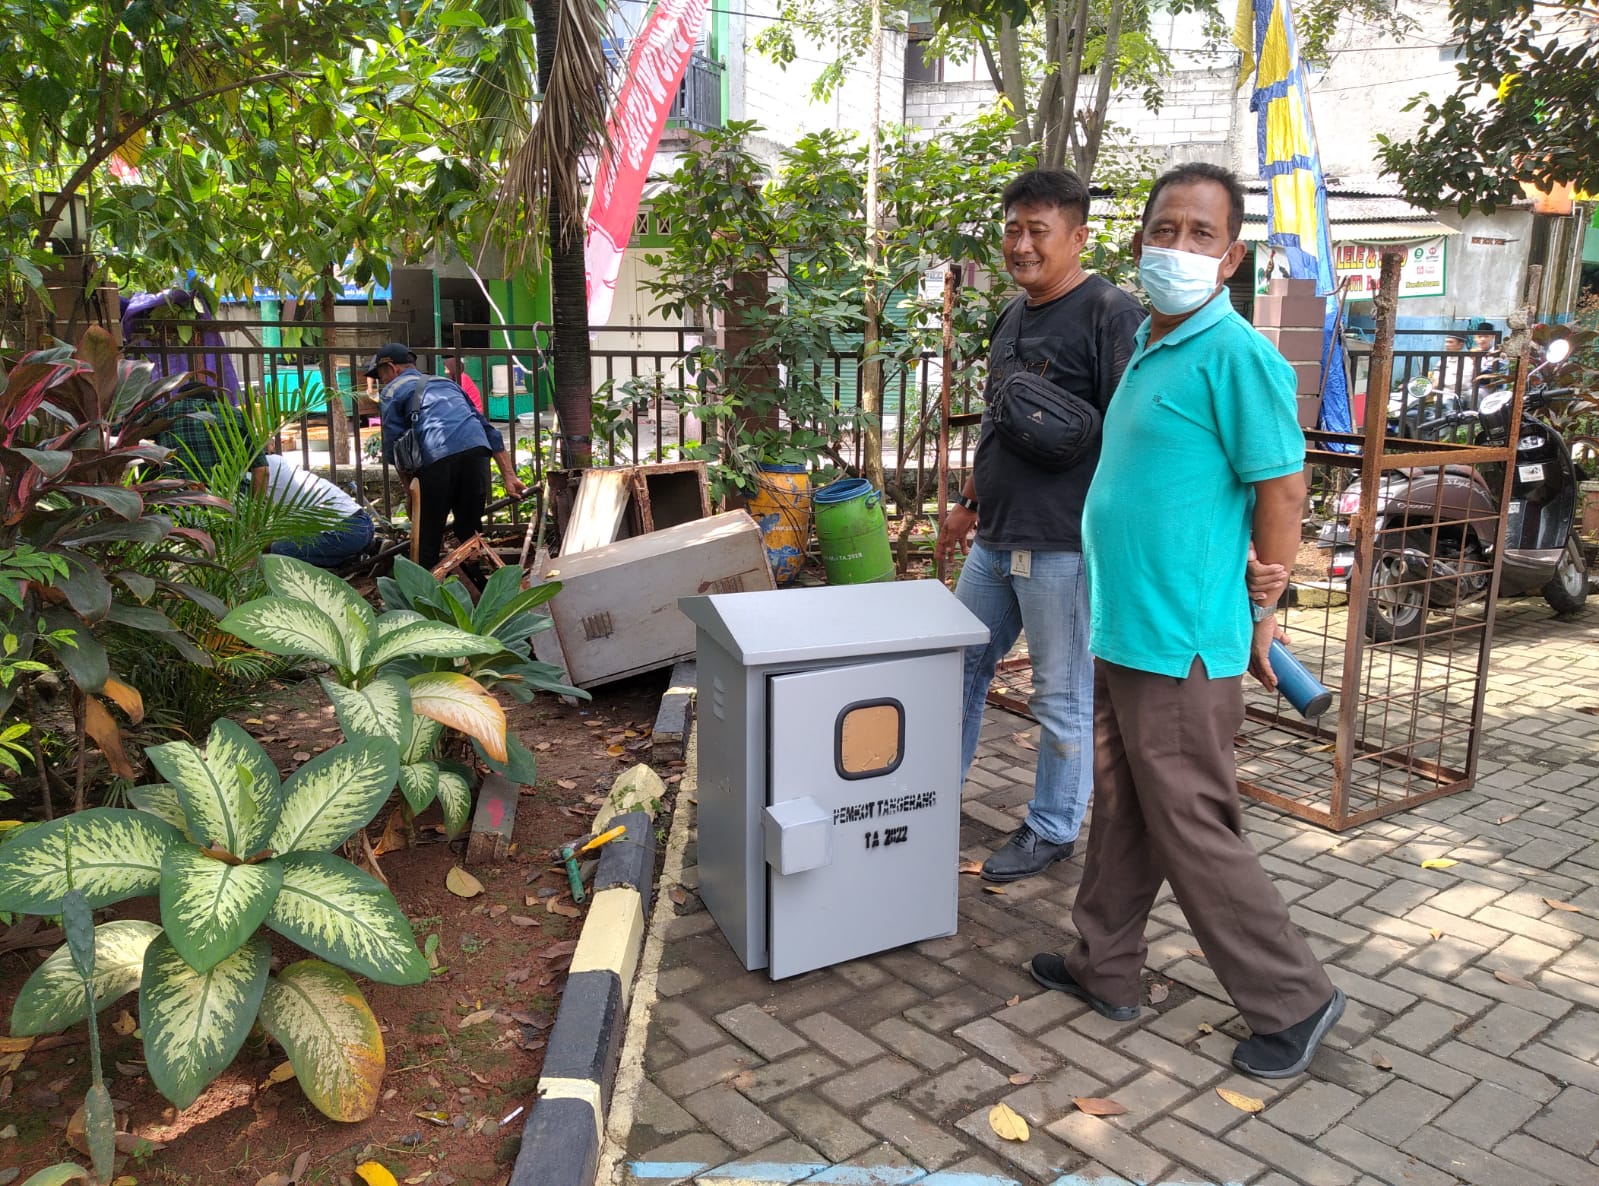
left=364, top=342, right=416, bottom=378
left=1471, top=321, right=1495, bottom=335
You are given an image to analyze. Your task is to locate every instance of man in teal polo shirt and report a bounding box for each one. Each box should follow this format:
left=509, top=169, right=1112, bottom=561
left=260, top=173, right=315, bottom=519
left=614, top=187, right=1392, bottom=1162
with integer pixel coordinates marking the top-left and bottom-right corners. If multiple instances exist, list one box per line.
left=1028, top=163, right=1343, bottom=1079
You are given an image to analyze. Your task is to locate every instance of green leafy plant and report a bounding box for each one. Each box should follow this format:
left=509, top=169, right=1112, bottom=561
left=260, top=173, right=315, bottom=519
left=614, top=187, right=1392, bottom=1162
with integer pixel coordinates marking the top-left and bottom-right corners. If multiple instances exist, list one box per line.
left=222, top=554, right=512, bottom=816
left=0, top=329, right=230, bottom=806
left=0, top=719, right=417, bottom=1121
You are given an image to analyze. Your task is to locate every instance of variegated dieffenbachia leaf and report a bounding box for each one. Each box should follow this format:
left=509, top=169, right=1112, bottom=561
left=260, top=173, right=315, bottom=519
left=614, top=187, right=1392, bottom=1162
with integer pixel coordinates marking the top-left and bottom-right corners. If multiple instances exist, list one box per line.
left=126, top=783, right=189, bottom=834
left=321, top=673, right=409, bottom=744
left=268, top=740, right=400, bottom=855
left=158, top=845, right=283, bottom=973
left=436, top=768, right=472, bottom=840
left=396, top=761, right=440, bottom=814
left=258, top=960, right=385, bottom=1122
left=403, top=714, right=444, bottom=765
left=221, top=596, right=348, bottom=675
left=0, top=810, right=181, bottom=914
left=10, top=920, right=161, bottom=1036
left=146, top=719, right=280, bottom=858
left=408, top=672, right=507, bottom=762
left=266, top=853, right=428, bottom=985
left=373, top=610, right=424, bottom=636
left=360, top=620, right=502, bottom=676
left=139, top=931, right=270, bottom=1110
left=258, top=555, right=375, bottom=671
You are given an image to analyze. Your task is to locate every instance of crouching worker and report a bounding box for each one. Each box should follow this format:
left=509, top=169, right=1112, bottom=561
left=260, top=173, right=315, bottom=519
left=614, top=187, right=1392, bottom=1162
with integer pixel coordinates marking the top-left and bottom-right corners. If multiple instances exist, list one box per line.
left=263, top=454, right=375, bottom=568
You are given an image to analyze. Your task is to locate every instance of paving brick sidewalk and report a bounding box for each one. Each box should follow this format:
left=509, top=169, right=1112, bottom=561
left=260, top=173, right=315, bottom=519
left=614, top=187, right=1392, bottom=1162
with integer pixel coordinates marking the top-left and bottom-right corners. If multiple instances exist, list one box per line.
left=615, top=599, right=1599, bottom=1186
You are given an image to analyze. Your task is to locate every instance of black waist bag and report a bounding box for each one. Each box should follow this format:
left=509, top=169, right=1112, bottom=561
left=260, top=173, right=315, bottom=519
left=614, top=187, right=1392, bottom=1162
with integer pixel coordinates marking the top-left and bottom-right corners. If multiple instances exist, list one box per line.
left=990, top=370, right=1103, bottom=471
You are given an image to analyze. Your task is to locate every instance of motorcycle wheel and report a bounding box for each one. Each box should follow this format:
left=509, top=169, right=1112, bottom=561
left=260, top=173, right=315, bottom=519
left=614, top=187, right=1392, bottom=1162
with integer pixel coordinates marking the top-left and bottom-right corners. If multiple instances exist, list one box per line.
left=1366, top=550, right=1426, bottom=642
left=1543, top=537, right=1589, bottom=615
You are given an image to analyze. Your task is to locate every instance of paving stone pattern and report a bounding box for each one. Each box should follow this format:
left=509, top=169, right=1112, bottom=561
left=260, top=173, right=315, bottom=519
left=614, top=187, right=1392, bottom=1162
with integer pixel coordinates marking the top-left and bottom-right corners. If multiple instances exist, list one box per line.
left=622, top=600, right=1599, bottom=1186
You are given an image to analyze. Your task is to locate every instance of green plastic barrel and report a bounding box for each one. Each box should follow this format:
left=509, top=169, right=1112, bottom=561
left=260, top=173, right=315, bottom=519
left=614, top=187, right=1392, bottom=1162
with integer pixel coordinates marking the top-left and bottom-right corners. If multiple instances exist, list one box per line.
left=813, top=478, right=895, bottom=585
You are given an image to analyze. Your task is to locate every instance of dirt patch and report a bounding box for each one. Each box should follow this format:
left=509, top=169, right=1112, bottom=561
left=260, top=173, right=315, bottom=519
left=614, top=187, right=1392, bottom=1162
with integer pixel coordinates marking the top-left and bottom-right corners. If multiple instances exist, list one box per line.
left=0, top=667, right=673, bottom=1186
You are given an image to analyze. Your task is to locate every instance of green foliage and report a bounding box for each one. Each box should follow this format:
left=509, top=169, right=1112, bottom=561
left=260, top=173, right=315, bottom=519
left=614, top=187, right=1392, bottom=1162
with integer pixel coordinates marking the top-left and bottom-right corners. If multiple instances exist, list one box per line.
left=1376, top=0, right=1598, bottom=211
left=644, top=115, right=1033, bottom=500
left=0, top=718, right=419, bottom=1121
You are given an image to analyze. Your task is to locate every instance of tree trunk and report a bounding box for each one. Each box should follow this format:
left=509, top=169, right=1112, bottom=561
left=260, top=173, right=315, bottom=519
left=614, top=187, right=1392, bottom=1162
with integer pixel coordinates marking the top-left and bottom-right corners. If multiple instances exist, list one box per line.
left=1075, top=0, right=1124, bottom=184
left=995, top=19, right=1034, bottom=147
left=1051, top=0, right=1090, bottom=173
left=861, top=0, right=885, bottom=493
left=320, top=264, right=350, bottom=469
left=532, top=0, right=595, bottom=468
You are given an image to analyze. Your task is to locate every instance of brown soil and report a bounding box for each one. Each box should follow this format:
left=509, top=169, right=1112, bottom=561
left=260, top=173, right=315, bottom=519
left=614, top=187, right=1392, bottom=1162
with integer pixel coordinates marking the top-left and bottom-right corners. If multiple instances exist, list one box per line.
left=0, top=667, right=673, bottom=1186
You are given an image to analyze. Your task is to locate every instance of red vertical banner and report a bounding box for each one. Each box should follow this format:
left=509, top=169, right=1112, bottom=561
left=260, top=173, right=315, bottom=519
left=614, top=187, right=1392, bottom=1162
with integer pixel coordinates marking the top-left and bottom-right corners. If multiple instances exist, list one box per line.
left=585, top=0, right=712, bottom=326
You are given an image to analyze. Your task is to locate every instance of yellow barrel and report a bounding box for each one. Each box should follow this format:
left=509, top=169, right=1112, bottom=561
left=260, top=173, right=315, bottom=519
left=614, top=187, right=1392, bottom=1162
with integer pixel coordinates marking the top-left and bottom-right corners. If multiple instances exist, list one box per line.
left=746, top=464, right=812, bottom=587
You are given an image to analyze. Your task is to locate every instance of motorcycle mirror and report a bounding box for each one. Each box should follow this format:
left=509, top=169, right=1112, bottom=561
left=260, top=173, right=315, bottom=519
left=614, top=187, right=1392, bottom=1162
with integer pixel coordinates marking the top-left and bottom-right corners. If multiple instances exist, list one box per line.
left=1546, top=338, right=1572, bottom=364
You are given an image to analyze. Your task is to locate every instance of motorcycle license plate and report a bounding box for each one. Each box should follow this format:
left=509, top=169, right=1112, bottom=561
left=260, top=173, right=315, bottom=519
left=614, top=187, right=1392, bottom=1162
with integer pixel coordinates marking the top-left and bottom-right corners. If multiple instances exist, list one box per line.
left=1518, top=463, right=1545, bottom=483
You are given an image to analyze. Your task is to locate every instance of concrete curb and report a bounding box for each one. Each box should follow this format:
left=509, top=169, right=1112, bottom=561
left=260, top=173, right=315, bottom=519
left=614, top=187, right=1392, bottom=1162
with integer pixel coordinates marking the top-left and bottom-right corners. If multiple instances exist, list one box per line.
left=508, top=807, right=657, bottom=1186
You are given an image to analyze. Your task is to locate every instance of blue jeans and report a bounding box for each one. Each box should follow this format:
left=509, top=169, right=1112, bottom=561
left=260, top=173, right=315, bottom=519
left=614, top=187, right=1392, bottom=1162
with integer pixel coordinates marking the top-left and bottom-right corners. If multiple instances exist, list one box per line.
left=269, top=510, right=375, bottom=569
left=954, top=538, right=1094, bottom=845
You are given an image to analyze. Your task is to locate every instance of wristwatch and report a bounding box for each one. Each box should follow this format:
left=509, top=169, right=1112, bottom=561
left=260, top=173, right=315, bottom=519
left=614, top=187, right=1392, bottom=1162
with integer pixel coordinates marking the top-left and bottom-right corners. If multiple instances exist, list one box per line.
left=1251, top=600, right=1277, bottom=623
left=956, top=494, right=979, bottom=512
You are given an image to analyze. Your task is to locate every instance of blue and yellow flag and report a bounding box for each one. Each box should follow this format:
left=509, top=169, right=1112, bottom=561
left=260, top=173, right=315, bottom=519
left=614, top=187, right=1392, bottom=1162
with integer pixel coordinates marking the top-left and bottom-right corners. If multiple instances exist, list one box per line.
left=1236, top=0, right=1351, bottom=434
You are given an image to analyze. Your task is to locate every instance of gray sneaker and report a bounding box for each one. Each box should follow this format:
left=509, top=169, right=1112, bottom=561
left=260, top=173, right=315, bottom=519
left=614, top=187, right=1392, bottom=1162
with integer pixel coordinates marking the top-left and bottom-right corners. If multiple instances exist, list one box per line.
left=981, top=824, right=1074, bottom=883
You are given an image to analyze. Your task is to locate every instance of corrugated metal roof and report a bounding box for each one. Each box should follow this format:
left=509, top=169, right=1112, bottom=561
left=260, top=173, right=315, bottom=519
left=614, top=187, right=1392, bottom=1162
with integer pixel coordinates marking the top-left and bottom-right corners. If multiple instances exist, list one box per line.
left=1240, top=186, right=1457, bottom=241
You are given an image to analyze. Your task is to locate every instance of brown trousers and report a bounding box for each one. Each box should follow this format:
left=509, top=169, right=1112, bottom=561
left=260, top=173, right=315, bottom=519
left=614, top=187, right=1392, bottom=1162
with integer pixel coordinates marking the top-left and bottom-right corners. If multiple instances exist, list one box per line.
left=1064, top=658, right=1333, bottom=1034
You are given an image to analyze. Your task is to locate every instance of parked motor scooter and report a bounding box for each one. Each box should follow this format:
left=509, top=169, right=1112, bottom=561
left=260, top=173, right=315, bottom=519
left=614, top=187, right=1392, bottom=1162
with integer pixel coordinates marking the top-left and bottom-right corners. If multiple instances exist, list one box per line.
left=1320, top=339, right=1588, bottom=642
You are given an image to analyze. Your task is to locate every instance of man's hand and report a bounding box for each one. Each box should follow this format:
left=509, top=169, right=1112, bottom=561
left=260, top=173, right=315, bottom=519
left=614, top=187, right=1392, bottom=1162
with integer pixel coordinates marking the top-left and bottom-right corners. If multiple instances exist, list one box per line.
left=1247, top=616, right=1287, bottom=691
left=937, top=504, right=977, bottom=564
left=1246, top=543, right=1288, bottom=609
left=502, top=471, right=527, bottom=500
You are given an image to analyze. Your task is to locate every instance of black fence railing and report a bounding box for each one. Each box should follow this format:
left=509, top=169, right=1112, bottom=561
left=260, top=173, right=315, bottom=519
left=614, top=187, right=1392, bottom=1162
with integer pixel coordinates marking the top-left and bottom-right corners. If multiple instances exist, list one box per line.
left=668, top=53, right=724, bottom=132
left=118, top=318, right=1476, bottom=541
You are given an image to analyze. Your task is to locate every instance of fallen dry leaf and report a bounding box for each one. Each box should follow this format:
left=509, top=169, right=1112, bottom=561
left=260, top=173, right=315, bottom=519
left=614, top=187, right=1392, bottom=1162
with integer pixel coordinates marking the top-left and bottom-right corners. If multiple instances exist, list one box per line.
left=1420, top=858, right=1458, bottom=870
left=254, top=1151, right=311, bottom=1186
left=1010, top=731, right=1038, bottom=751
left=261, top=1060, right=296, bottom=1089
left=488, top=904, right=508, bottom=918
left=446, top=867, right=485, bottom=898
left=1492, top=968, right=1534, bottom=989
left=111, top=1010, right=136, bottom=1037
left=373, top=808, right=409, bottom=857
left=1008, top=1072, right=1036, bottom=1086
left=958, top=860, right=983, bottom=875
left=1072, top=1097, right=1127, bottom=1117
left=547, top=899, right=582, bottom=919
left=459, top=1009, right=496, bottom=1029
left=535, top=742, right=552, bottom=751
left=1149, top=983, right=1170, bottom=1004
left=0, top=1037, right=32, bottom=1054
left=1196, top=1022, right=1214, bottom=1035
left=983, top=885, right=1006, bottom=895
left=1543, top=898, right=1581, bottom=913
left=605, top=745, right=626, bottom=757
left=583, top=720, right=604, bottom=728
left=730, top=1070, right=756, bottom=1090
left=544, top=939, right=579, bottom=958
left=355, top=1162, right=400, bottom=1186
left=291, top=750, right=312, bottom=762
left=1186, top=948, right=1206, bottom=960
left=987, top=1101, right=1030, bottom=1141
left=556, top=779, right=578, bottom=791
left=1497, top=814, right=1518, bottom=824
left=509, top=915, right=538, bottom=927
left=1006, top=994, right=1021, bottom=1007
left=1371, top=1051, right=1394, bottom=1070
left=1429, top=928, right=1444, bottom=940
left=669, top=887, right=688, bottom=906
left=1216, top=1087, right=1264, bottom=1113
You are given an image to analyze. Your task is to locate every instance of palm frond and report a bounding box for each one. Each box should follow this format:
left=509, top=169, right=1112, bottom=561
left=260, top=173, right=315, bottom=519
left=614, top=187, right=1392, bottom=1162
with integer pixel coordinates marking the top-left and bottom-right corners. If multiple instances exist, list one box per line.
left=497, top=0, right=613, bottom=265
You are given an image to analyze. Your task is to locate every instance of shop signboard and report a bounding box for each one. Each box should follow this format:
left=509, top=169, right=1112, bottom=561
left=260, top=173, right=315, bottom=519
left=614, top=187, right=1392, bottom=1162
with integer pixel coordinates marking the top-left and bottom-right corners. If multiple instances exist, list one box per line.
left=1256, top=237, right=1447, bottom=300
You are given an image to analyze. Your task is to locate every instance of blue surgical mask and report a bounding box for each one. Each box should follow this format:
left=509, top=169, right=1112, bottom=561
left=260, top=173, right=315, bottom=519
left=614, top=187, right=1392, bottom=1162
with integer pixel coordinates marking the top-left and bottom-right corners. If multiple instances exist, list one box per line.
left=1138, top=245, right=1223, bottom=315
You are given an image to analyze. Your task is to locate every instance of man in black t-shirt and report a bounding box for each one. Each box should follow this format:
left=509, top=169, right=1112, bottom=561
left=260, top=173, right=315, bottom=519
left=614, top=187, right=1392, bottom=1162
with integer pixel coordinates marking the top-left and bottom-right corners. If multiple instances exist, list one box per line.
left=937, top=169, right=1144, bottom=883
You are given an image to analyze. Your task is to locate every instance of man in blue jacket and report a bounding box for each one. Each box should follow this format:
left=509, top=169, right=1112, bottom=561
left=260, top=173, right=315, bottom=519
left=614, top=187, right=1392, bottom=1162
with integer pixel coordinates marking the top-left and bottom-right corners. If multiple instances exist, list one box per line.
left=368, top=344, right=525, bottom=568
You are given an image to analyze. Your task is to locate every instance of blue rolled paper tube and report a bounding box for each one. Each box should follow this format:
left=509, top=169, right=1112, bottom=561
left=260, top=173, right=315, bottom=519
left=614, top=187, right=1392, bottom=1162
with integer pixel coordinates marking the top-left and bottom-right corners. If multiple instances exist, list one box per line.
left=1269, top=638, right=1334, bottom=719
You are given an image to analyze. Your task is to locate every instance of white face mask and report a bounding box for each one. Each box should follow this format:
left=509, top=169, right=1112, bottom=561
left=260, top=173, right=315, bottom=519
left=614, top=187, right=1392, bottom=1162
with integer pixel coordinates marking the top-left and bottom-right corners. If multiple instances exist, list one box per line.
left=1138, top=245, right=1223, bottom=315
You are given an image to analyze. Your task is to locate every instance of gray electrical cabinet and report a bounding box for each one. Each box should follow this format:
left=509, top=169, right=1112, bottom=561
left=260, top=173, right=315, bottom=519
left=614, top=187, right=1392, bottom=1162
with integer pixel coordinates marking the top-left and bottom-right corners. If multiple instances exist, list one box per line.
left=680, top=581, right=989, bottom=978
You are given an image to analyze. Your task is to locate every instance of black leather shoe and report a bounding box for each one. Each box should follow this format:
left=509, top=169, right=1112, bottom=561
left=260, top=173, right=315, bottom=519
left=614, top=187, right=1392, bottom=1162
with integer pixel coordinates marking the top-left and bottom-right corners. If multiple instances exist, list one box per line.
left=1028, top=953, right=1140, bottom=1021
left=1232, top=988, right=1346, bottom=1079
left=981, top=824, right=1074, bottom=882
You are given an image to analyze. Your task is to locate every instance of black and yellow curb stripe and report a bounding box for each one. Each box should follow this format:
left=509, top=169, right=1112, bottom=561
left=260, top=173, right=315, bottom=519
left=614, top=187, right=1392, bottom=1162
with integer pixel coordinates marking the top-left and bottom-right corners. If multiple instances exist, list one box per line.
left=508, top=809, right=655, bottom=1186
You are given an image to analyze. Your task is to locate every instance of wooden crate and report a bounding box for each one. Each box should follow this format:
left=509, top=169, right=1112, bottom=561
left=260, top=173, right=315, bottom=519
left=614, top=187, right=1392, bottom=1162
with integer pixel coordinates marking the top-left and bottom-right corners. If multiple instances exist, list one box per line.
left=535, top=510, right=774, bottom=688
left=547, top=460, right=711, bottom=554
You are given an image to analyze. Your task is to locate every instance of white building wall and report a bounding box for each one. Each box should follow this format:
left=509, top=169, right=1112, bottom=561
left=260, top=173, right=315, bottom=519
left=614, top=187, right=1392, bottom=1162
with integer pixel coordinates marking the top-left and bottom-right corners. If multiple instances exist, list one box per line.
left=734, top=0, right=906, bottom=156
